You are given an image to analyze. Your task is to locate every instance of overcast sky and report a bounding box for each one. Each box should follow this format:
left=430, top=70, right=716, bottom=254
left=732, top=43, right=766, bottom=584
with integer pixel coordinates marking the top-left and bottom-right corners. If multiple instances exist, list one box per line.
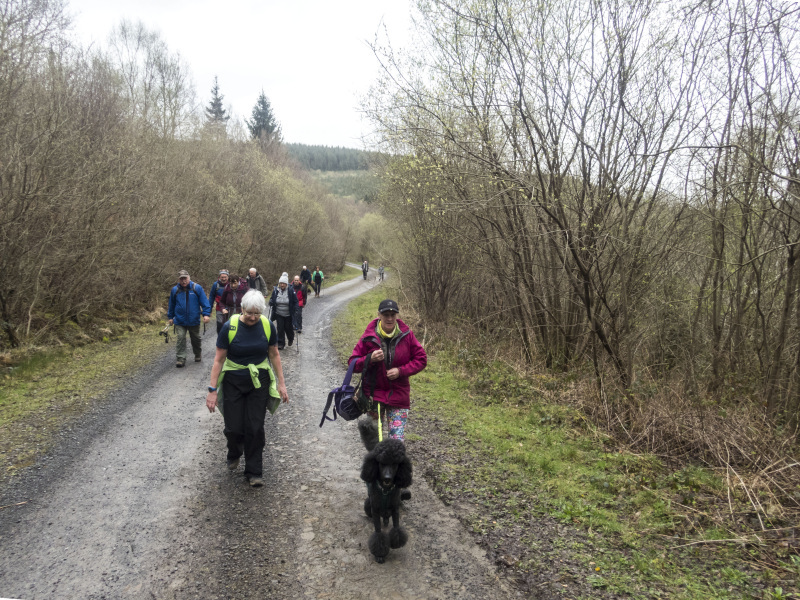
left=65, top=0, right=414, bottom=149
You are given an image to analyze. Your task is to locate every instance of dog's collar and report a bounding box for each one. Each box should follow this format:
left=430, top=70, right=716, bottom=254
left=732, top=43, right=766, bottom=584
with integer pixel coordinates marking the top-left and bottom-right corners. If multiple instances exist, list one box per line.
left=368, top=480, right=396, bottom=496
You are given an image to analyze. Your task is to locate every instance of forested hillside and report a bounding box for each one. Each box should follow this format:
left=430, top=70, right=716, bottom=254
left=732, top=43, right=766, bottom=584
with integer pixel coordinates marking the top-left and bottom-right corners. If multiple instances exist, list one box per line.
left=0, top=5, right=357, bottom=349
left=364, top=0, right=800, bottom=517
left=286, top=143, right=382, bottom=171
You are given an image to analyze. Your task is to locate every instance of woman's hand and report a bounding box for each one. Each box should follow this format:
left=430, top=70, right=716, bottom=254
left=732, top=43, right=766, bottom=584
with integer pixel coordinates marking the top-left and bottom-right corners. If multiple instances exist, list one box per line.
left=278, top=383, right=289, bottom=404
left=370, top=349, right=384, bottom=363
left=386, top=367, right=400, bottom=380
left=206, top=390, right=218, bottom=413
left=222, top=309, right=228, bottom=315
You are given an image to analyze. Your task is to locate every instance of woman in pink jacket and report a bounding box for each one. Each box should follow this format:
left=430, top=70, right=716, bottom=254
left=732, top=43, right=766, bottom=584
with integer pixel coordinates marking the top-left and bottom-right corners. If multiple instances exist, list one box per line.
left=349, top=299, right=427, bottom=441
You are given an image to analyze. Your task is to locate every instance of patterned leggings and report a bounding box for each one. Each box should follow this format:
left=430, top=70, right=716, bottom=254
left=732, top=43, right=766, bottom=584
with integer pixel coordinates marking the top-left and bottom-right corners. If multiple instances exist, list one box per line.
left=366, top=404, right=409, bottom=441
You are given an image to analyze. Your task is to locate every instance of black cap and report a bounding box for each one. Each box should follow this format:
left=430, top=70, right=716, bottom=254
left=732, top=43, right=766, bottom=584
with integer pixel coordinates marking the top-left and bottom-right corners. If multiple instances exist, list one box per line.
left=378, top=299, right=399, bottom=314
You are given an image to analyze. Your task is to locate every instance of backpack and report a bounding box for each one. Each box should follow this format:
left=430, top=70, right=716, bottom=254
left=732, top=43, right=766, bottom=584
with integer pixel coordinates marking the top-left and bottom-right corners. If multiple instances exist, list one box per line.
left=319, top=353, right=375, bottom=426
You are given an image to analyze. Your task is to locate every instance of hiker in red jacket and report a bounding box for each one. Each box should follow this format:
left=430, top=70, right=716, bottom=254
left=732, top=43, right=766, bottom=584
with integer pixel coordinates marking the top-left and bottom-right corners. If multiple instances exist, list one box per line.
left=292, top=275, right=306, bottom=334
left=220, top=275, right=249, bottom=319
left=348, top=299, right=427, bottom=442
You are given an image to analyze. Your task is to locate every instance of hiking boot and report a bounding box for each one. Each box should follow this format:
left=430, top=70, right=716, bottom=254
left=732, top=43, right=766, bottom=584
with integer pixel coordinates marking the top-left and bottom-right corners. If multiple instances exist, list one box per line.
left=176, top=359, right=185, bottom=368
left=278, top=345, right=285, bottom=350
left=194, top=355, right=202, bottom=362
left=227, top=457, right=240, bottom=471
left=248, top=476, right=264, bottom=488
left=287, top=339, right=293, bottom=347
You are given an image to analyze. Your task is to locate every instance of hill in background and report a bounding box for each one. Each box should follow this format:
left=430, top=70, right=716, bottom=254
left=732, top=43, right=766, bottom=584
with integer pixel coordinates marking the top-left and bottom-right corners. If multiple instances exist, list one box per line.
left=287, top=143, right=381, bottom=202
left=286, top=143, right=384, bottom=171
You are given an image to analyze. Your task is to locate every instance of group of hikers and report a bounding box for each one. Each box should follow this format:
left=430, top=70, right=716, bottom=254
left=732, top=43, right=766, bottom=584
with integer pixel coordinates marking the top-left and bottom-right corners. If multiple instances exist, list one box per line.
left=167, top=265, right=325, bottom=367
left=362, top=260, right=385, bottom=281
left=166, top=260, right=423, bottom=492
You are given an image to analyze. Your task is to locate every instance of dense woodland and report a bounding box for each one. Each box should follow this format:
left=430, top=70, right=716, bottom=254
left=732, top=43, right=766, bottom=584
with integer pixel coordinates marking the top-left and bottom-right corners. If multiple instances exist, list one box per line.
left=0, top=1, right=362, bottom=349
left=286, top=143, right=381, bottom=171
left=364, top=0, right=800, bottom=507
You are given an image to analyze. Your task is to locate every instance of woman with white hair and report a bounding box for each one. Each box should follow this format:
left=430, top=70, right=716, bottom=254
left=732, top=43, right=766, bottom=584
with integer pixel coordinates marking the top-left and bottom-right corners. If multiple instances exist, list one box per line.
left=205, top=289, right=289, bottom=488
left=268, top=272, right=298, bottom=350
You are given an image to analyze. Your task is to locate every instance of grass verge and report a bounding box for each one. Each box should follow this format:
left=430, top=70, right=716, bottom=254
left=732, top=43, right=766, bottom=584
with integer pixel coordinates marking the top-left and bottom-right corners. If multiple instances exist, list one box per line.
left=322, top=264, right=362, bottom=288
left=332, top=283, right=800, bottom=600
left=0, top=321, right=167, bottom=485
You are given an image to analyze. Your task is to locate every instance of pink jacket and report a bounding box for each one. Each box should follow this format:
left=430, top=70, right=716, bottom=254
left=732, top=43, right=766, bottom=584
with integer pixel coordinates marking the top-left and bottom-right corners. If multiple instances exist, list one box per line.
left=348, top=318, right=427, bottom=409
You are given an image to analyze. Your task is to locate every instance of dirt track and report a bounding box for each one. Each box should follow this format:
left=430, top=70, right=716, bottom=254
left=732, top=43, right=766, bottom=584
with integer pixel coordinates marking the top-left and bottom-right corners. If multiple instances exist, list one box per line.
left=0, top=273, right=516, bottom=599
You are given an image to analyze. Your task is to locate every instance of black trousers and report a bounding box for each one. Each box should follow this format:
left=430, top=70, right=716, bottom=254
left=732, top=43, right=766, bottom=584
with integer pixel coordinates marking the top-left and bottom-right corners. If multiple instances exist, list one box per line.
left=274, top=314, right=294, bottom=347
left=222, top=375, right=269, bottom=478
left=293, top=307, right=303, bottom=331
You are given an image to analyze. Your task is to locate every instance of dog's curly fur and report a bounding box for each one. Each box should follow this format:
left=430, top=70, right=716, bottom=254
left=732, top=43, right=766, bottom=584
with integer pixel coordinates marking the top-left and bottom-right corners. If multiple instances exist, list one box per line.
left=358, top=417, right=412, bottom=563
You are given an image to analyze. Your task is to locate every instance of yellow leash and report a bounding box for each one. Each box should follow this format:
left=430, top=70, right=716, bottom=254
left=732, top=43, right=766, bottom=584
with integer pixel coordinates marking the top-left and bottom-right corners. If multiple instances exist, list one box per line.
left=377, top=403, right=383, bottom=442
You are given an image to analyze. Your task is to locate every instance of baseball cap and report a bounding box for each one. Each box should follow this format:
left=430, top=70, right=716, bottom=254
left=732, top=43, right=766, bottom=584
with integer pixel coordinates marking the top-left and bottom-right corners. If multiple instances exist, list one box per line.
left=378, top=299, right=399, bottom=314
left=178, top=270, right=190, bottom=278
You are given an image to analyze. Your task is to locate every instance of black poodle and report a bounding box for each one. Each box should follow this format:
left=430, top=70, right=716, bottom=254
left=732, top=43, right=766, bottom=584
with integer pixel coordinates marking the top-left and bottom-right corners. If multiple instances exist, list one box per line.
left=358, top=418, right=413, bottom=563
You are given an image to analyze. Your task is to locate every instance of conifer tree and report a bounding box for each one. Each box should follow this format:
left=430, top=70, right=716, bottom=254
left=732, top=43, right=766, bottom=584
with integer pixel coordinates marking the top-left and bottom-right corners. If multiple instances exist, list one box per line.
left=247, top=90, right=281, bottom=145
left=205, top=76, right=229, bottom=133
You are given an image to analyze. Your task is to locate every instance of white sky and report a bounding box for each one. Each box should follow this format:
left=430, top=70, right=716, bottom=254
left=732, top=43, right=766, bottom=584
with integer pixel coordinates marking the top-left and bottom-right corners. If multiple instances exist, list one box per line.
left=65, top=0, right=414, bottom=148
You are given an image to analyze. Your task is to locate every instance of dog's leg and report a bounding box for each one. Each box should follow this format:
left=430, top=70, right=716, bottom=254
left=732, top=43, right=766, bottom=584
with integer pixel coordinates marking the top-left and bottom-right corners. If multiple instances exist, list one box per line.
left=388, top=510, right=408, bottom=549
left=368, top=494, right=390, bottom=562
left=388, top=490, right=408, bottom=549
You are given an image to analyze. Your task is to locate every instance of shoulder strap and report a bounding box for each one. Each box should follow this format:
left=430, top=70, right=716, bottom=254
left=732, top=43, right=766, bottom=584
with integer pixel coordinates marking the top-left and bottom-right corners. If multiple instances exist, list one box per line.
left=260, top=315, right=271, bottom=341
left=356, top=351, right=376, bottom=398
left=228, top=314, right=240, bottom=344
left=342, top=356, right=358, bottom=386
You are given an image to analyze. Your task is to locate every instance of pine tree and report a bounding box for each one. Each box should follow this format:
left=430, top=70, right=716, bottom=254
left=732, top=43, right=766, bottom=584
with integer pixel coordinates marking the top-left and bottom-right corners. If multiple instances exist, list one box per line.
left=247, top=90, right=281, bottom=144
left=205, top=76, right=229, bottom=132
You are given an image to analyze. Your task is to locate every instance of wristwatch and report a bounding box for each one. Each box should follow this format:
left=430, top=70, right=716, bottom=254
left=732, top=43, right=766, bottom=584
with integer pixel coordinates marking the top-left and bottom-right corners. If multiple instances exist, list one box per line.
left=208, top=386, right=217, bottom=392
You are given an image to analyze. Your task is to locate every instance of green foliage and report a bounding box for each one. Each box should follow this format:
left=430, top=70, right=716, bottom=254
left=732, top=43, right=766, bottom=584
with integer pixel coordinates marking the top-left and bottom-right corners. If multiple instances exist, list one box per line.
left=309, top=170, right=380, bottom=201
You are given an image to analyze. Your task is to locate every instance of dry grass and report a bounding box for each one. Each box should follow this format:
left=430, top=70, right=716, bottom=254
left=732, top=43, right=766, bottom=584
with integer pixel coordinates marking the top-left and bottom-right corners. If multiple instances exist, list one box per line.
left=570, top=375, right=800, bottom=545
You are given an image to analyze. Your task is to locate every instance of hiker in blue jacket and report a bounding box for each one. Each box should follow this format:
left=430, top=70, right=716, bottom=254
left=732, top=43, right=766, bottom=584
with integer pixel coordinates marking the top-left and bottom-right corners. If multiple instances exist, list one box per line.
left=168, top=269, right=212, bottom=367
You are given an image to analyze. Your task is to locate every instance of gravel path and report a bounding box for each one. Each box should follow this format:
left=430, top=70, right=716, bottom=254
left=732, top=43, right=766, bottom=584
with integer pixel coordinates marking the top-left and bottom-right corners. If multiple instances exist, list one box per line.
left=0, top=274, right=516, bottom=599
